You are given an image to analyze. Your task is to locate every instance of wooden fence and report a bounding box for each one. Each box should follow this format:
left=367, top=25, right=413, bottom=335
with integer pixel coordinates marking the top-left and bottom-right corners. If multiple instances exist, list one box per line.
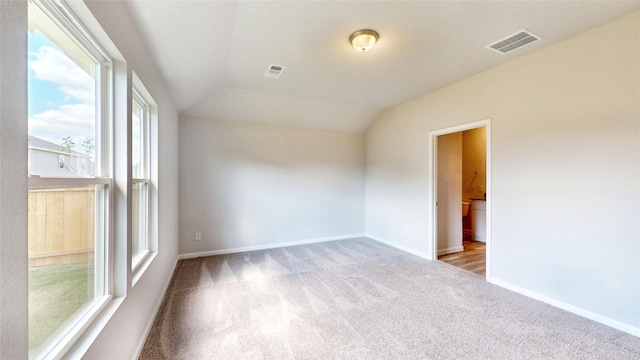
left=28, top=187, right=95, bottom=266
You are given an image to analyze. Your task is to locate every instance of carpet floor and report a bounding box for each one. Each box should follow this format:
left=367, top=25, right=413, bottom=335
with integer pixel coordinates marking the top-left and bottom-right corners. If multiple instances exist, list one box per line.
left=140, top=237, right=640, bottom=359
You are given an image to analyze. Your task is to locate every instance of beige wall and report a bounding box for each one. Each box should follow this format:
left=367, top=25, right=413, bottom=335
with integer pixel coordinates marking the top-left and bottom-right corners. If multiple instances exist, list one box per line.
left=1, top=2, right=28, bottom=358
left=179, top=117, right=365, bottom=255
left=366, top=10, right=640, bottom=333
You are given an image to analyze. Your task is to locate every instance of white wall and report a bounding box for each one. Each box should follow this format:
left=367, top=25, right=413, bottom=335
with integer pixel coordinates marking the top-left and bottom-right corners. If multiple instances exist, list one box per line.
left=71, top=2, right=180, bottom=359
left=366, top=11, right=640, bottom=334
left=0, top=2, right=28, bottom=358
left=179, top=116, right=365, bottom=255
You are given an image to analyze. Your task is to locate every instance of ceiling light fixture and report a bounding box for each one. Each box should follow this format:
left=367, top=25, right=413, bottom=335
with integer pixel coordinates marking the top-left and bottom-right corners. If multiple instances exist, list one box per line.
left=349, top=29, right=379, bottom=52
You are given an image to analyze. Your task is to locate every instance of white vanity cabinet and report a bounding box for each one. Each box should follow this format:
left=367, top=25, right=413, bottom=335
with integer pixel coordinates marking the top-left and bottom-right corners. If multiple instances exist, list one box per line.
left=472, top=199, right=486, bottom=242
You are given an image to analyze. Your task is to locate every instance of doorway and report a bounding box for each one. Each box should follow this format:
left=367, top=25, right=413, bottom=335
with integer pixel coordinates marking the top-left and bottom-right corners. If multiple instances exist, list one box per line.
left=428, top=119, right=491, bottom=279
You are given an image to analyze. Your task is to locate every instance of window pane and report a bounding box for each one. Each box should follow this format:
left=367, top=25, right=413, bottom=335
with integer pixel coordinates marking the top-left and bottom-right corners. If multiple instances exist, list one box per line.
left=132, top=181, right=149, bottom=264
left=28, top=186, right=103, bottom=354
left=132, top=100, right=143, bottom=179
left=27, top=3, right=108, bottom=357
left=132, top=88, right=150, bottom=268
left=28, top=3, right=97, bottom=178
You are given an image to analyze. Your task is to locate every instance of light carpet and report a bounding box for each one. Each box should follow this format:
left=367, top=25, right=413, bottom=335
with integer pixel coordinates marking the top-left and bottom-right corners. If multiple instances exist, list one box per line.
left=140, top=237, right=640, bottom=359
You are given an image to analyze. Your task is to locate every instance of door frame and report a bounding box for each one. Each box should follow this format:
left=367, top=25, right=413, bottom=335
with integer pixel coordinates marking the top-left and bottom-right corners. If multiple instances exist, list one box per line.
left=427, top=119, right=492, bottom=279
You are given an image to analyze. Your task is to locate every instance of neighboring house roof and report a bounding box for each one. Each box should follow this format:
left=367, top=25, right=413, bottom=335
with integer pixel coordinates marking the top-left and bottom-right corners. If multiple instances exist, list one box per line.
left=28, top=135, right=84, bottom=156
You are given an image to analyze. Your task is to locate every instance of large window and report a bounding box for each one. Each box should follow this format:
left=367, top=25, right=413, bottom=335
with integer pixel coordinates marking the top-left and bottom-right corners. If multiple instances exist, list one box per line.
left=27, top=1, right=111, bottom=358
left=131, top=89, right=150, bottom=269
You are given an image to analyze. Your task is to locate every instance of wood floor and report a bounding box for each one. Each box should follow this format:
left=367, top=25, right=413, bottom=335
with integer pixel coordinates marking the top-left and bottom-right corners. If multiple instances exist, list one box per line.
left=438, top=239, right=486, bottom=276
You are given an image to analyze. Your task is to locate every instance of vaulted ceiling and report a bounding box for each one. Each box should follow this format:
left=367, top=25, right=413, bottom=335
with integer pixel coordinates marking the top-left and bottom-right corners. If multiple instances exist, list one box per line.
left=126, top=1, right=640, bottom=132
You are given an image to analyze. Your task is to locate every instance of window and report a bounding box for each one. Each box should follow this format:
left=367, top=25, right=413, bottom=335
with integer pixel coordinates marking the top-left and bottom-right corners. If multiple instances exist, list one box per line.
left=131, top=88, right=150, bottom=269
left=27, top=1, right=111, bottom=358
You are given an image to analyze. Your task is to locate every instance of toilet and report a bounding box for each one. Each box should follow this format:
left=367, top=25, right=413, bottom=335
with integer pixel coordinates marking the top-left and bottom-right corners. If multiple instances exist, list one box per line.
left=462, top=201, right=471, bottom=218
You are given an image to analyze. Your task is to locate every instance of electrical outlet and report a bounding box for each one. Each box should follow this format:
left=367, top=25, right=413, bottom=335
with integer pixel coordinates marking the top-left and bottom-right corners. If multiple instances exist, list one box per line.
left=478, top=185, right=484, bottom=193
left=444, top=174, right=449, bottom=182
left=195, top=232, right=201, bottom=241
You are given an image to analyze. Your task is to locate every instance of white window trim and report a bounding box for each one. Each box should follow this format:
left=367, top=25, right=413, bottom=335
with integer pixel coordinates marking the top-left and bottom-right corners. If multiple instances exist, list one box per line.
left=131, top=179, right=150, bottom=271
left=130, top=72, right=158, bottom=285
left=27, top=1, right=114, bottom=359
left=132, top=89, right=150, bottom=179
left=131, top=90, right=151, bottom=271
left=27, top=179, right=112, bottom=359
left=29, top=176, right=111, bottom=187
left=38, top=295, right=113, bottom=360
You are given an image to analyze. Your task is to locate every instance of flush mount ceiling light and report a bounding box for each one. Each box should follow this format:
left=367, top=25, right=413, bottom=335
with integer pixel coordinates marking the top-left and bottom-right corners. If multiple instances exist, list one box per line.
left=349, top=29, right=379, bottom=52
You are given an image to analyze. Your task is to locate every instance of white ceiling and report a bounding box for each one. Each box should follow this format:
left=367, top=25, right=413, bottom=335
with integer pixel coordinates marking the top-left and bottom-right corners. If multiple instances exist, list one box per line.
left=126, top=0, right=640, bottom=133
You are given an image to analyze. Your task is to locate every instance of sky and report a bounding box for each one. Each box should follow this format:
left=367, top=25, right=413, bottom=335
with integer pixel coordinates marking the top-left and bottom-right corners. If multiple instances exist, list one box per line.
left=28, top=29, right=96, bottom=152
left=28, top=25, right=143, bottom=174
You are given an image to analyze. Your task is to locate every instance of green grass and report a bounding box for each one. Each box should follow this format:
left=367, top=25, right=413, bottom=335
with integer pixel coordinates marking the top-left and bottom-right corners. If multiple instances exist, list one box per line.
left=28, top=261, right=94, bottom=352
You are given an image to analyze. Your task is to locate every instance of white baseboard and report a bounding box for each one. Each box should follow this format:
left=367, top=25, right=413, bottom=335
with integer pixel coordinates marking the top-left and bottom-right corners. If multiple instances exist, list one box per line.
left=132, top=257, right=179, bottom=360
left=473, top=235, right=486, bottom=242
left=364, top=235, right=639, bottom=338
left=489, top=277, right=640, bottom=338
left=437, top=246, right=464, bottom=256
left=364, top=233, right=431, bottom=260
left=178, top=233, right=367, bottom=260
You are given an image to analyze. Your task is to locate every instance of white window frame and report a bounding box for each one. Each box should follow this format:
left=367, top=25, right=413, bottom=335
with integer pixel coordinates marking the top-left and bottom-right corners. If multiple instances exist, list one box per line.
left=130, top=72, right=158, bottom=284
left=131, top=88, right=150, bottom=270
left=27, top=1, right=113, bottom=359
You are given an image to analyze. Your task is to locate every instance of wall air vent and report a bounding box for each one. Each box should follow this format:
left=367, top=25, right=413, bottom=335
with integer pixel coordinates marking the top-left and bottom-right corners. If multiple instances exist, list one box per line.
left=264, top=64, right=285, bottom=79
left=486, top=29, right=541, bottom=54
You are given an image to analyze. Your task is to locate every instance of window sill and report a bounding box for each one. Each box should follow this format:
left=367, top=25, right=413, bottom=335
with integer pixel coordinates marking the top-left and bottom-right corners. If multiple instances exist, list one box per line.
left=34, top=294, right=118, bottom=360
left=60, top=296, right=125, bottom=360
left=132, top=251, right=157, bottom=287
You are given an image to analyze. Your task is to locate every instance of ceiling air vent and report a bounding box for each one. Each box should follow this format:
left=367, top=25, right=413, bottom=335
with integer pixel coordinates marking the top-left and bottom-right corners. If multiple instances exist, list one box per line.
left=486, top=29, right=541, bottom=54
left=264, top=64, right=285, bottom=79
